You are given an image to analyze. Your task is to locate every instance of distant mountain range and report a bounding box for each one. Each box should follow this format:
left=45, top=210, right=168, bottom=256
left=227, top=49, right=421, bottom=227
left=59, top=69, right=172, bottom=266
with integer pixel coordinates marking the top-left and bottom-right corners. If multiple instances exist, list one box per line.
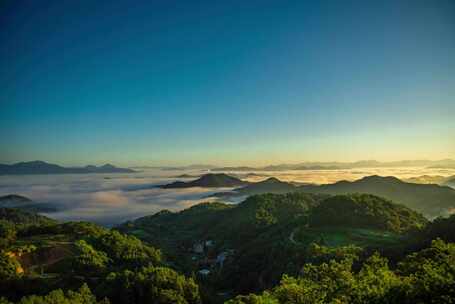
left=159, top=173, right=249, bottom=189
left=404, top=175, right=455, bottom=186
left=210, top=175, right=455, bottom=218
left=211, top=159, right=455, bottom=171
left=0, top=161, right=135, bottom=175
left=0, top=194, right=58, bottom=213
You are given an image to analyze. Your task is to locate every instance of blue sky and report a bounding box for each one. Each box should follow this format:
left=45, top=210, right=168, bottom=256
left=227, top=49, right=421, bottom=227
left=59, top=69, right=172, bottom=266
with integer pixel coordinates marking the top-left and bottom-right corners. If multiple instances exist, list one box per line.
left=1, top=0, right=454, bottom=166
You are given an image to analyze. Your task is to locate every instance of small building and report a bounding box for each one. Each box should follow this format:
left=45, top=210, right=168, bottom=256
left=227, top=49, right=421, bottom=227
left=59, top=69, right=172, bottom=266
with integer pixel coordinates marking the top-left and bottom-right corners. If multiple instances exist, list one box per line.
left=198, top=269, right=210, bottom=276
left=193, top=243, right=204, bottom=254
left=216, top=252, right=228, bottom=268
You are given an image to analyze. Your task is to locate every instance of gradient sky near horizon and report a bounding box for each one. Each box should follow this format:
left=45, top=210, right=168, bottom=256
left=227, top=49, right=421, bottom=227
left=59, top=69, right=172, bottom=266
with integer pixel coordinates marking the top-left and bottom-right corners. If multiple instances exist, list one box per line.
left=1, top=0, right=454, bottom=166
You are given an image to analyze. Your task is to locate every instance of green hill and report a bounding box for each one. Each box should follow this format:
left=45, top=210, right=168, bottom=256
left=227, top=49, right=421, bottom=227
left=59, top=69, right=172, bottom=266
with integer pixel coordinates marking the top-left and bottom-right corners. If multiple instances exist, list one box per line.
left=1, top=192, right=453, bottom=303
left=0, top=217, right=199, bottom=304
left=0, top=207, right=57, bottom=226
left=300, top=175, right=455, bottom=217
left=309, top=194, right=427, bottom=233
left=119, top=192, right=428, bottom=294
left=211, top=175, right=455, bottom=218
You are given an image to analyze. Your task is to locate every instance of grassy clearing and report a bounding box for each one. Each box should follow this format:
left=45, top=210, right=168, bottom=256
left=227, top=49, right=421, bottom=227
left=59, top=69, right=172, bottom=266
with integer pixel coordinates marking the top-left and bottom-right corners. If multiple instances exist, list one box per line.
left=294, top=226, right=403, bottom=248
left=15, top=234, right=72, bottom=246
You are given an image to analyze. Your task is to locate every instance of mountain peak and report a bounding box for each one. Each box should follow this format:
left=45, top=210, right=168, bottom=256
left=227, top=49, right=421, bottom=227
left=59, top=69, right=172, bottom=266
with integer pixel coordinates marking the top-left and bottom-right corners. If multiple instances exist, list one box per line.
left=101, top=164, right=116, bottom=169
left=261, top=177, right=283, bottom=183
left=161, top=173, right=248, bottom=189
left=359, top=175, right=402, bottom=183
left=0, top=194, right=32, bottom=202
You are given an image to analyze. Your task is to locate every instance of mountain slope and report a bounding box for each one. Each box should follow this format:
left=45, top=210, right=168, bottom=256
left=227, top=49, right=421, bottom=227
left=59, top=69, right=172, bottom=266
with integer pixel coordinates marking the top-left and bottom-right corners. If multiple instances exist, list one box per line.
left=300, top=175, right=455, bottom=217
left=119, top=193, right=427, bottom=294
left=119, top=192, right=325, bottom=249
left=0, top=194, right=58, bottom=213
left=309, top=194, right=428, bottom=233
left=0, top=207, right=57, bottom=226
left=210, top=175, right=455, bottom=218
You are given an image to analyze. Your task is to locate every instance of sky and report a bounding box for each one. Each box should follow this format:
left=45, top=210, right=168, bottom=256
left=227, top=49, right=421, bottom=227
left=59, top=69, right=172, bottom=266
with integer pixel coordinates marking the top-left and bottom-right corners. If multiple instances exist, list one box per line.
left=1, top=0, right=454, bottom=166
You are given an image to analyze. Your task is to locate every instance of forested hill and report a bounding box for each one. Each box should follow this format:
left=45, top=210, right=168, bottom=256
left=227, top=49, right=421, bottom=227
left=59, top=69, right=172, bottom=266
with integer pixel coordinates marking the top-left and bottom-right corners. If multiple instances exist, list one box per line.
left=2, top=193, right=455, bottom=303
left=0, top=211, right=200, bottom=304
left=309, top=194, right=428, bottom=233
left=118, top=192, right=433, bottom=296
left=300, top=175, right=455, bottom=217
left=211, top=175, right=455, bottom=218
left=0, top=207, right=57, bottom=226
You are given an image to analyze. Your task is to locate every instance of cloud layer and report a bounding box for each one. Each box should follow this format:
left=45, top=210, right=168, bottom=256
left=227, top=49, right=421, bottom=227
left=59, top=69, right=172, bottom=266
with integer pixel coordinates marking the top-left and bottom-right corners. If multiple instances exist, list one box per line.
left=1, top=167, right=454, bottom=226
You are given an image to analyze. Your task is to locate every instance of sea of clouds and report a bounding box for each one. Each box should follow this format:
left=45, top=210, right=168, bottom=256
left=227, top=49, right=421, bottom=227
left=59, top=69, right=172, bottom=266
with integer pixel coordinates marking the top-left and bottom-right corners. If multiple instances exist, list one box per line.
left=0, top=167, right=454, bottom=226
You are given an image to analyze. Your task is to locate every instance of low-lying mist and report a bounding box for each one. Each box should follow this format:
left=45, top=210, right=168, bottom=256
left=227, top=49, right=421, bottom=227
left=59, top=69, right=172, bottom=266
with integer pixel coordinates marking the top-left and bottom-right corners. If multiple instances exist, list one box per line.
left=0, top=167, right=454, bottom=226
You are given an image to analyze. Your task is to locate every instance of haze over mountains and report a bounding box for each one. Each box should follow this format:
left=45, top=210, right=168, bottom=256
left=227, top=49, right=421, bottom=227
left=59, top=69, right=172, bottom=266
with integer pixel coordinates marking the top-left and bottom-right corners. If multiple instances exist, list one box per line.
left=1, top=160, right=455, bottom=225
left=0, top=161, right=135, bottom=175
left=2, top=159, right=455, bottom=175
left=210, top=159, right=455, bottom=171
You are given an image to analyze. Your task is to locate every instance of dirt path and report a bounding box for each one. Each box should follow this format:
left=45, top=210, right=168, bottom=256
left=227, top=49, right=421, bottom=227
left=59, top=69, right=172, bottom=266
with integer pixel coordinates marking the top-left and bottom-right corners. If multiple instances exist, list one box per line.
left=289, top=229, right=298, bottom=245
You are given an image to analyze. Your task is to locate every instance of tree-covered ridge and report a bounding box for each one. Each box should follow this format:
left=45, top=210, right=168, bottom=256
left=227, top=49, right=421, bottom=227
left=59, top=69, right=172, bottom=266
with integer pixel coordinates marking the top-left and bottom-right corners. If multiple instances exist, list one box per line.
left=422, top=214, right=455, bottom=243
left=0, top=284, right=108, bottom=304
left=120, top=193, right=323, bottom=250
left=211, top=175, right=455, bottom=218
left=2, top=192, right=455, bottom=303
left=119, top=192, right=431, bottom=297
left=300, top=175, right=455, bottom=218
left=0, top=217, right=200, bottom=304
left=309, top=194, right=428, bottom=233
left=226, top=239, right=455, bottom=304
left=0, top=208, right=57, bottom=226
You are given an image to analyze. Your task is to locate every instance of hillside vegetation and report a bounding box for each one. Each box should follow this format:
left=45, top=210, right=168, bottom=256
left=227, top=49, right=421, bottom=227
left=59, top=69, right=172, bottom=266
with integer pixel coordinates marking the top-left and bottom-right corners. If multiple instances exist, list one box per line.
left=227, top=239, right=455, bottom=304
left=0, top=214, right=200, bottom=304
left=301, top=175, right=455, bottom=217
left=212, top=175, right=455, bottom=218
left=119, top=192, right=432, bottom=296
left=309, top=194, right=427, bottom=233
left=2, top=193, right=455, bottom=303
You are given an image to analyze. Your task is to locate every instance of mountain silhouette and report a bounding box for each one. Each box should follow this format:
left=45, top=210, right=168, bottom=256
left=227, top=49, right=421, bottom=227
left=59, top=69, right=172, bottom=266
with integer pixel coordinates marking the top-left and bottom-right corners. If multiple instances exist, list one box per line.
left=0, top=161, right=135, bottom=175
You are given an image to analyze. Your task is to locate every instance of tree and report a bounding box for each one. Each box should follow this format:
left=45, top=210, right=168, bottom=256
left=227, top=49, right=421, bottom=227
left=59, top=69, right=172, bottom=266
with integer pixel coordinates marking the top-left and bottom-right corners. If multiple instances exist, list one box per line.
left=0, top=220, right=16, bottom=249
left=0, top=253, right=20, bottom=280
left=16, top=283, right=108, bottom=304
left=98, top=266, right=201, bottom=304
left=73, top=240, right=110, bottom=273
